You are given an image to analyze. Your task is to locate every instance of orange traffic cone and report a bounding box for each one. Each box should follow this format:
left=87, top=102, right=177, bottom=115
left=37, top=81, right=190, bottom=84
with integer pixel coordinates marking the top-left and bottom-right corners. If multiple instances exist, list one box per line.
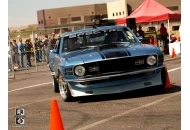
left=149, top=38, right=153, bottom=45
left=50, top=99, right=65, bottom=130
left=154, top=37, right=158, bottom=46
left=171, top=48, right=176, bottom=58
left=177, top=36, right=180, bottom=41
left=164, top=67, right=172, bottom=88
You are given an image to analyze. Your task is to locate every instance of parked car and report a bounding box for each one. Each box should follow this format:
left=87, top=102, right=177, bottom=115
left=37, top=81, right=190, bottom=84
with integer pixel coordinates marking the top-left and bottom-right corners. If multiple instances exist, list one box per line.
left=48, top=25, right=166, bottom=102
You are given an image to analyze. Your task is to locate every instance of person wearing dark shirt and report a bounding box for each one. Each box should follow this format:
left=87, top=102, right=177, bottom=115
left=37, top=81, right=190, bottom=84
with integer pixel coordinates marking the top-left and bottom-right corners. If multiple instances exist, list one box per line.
left=24, top=39, right=33, bottom=67
left=160, top=23, right=168, bottom=40
left=43, top=34, right=49, bottom=63
left=137, top=25, right=145, bottom=38
left=34, top=38, right=42, bottom=62
left=46, top=33, right=56, bottom=64
left=47, top=33, right=57, bottom=50
left=159, top=23, right=168, bottom=53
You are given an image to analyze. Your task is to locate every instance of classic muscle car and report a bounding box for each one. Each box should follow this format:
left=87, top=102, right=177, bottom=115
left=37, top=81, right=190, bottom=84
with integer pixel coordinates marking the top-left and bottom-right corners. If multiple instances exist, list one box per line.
left=48, top=25, right=166, bottom=102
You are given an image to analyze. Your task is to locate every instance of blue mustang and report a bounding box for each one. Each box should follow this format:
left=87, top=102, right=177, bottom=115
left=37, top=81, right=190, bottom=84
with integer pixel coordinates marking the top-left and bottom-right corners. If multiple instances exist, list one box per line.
left=49, top=25, right=166, bottom=102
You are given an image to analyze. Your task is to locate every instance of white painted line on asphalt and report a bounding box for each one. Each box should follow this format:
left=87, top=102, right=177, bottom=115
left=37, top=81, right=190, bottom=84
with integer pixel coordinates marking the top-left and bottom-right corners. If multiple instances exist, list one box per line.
left=8, top=96, right=60, bottom=110
left=168, top=67, right=181, bottom=72
left=8, top=82, right=52, bottom=93
left=8, top=66, right=181, bottom=93
left=77, top=91, right=180, bottom=130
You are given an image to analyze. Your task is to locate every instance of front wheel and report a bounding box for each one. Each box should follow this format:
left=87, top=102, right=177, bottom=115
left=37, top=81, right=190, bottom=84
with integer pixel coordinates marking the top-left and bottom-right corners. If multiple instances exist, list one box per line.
left=58, top=74, right=72, bottom=102
left=52, top=76, right=59, bottom=93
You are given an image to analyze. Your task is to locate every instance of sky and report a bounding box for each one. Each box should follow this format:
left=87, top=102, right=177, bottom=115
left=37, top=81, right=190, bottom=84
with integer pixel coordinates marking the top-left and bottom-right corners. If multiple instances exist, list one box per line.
left=8, top=0, right=117, bottom=27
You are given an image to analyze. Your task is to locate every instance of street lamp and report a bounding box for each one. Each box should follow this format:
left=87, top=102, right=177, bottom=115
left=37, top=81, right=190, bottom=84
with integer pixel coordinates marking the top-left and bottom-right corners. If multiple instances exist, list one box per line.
left=49, top=16, right=52, bottom=26
left=92, top=19, right=96, bottom=28
left=68, top=14, right=71, bottom=25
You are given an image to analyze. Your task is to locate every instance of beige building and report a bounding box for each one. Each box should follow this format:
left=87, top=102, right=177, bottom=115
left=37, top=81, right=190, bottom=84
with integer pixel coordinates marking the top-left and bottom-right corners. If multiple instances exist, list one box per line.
left=107, top=0, right=128, bottom=19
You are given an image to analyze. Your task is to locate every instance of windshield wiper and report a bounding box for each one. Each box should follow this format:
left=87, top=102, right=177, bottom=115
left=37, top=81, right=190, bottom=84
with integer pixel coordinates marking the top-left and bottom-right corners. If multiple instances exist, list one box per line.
left=112, top=41, right=130, bottom=44
left=71, top=46, right=95, bottom=51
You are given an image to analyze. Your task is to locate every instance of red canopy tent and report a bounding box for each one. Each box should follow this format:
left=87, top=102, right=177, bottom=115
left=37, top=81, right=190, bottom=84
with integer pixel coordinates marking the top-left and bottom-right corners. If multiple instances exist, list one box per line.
left=116, top=0, right=181, bottom=24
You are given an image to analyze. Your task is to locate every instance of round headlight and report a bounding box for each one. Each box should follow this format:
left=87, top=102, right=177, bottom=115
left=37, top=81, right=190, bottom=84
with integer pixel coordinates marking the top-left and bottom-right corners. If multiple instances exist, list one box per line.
left=147, top=55, right=157, bottom=66
left=74, top=65, right=86, bottom=77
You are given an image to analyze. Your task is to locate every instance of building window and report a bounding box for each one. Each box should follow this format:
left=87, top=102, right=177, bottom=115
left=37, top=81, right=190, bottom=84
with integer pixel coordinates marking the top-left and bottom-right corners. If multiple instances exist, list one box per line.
left=116, top=13, right=118, bottom=16
left=38, top=21, right=40, bottom=24
left=41, top=21, right=43, bottom=24
left=60, top=18, right=67, bottom=24
left=167, top=6, right=178, bottom=11
left=119, top=12, right=121, bottom=15
left=172, top=25, right=180, bottom=31
left=103, top=14, right=108, bottom=18
left=123, top=11, right=124, bottom=15
left=113, top=13, right=115, bottom=17
left=71, top=17, right=81, bottom=22
left=95, top=15, right=100, bottom=20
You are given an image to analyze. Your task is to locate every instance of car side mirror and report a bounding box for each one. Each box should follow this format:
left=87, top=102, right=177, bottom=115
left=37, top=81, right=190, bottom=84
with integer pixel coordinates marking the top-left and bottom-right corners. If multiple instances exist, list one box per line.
left=52, top=49, right=58, bottom=53
left=138, top=36, right=143, bottom=42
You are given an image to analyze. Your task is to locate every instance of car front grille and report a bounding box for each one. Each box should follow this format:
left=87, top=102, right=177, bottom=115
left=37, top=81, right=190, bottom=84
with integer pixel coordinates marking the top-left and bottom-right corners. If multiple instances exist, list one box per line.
left=85, top=55, right=157, bottom=76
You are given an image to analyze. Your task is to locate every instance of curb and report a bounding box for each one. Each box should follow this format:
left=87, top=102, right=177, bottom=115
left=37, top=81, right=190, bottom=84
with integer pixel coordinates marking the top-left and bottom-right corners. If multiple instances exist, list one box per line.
left=164, top=56, right=181, bottom=61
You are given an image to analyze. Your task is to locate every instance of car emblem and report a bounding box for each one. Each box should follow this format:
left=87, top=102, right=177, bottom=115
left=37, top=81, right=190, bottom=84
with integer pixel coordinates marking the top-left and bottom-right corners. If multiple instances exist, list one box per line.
left=135, top=59, right=144, bottom=65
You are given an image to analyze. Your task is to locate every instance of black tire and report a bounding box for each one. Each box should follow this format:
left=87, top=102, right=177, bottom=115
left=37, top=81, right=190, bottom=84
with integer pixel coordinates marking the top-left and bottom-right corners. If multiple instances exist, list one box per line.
left=52, top=76, right=59, bottom=93
left=58, top=74, right=72, bottom=102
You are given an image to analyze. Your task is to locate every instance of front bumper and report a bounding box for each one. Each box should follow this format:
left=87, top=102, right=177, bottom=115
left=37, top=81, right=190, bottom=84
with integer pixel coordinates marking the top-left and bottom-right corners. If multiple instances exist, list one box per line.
left=67, top=65, right=165, bottom=97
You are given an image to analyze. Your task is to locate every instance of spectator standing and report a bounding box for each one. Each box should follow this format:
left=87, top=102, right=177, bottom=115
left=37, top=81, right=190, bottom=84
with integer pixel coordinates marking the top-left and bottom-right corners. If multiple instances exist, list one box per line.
left=12, top=39, right=19, bottom=68
left=24, top=39, right=33, bottom=67
left=137, top=25, right=145, bottom=38
left=160, top=23, right=168, bottom=43
left=8, top=42, right=13, bottom=71
left=28, top=38, right=34, bottom=60
left=18, top=38, right=25, bottom=68
left=34, top=38, right=42, bottom=62
left=47, top=33, right=56, bottom=64
left=39, top=38, right=44, bottom=62
left=43, top=34, right=49, bottom=62
left=159, top=23, right=169, bottom=53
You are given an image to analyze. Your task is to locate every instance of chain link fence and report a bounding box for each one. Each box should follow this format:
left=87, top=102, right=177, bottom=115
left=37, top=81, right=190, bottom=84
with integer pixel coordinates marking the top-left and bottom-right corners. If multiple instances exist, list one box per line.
left=8, top=26, right=86, bottom=79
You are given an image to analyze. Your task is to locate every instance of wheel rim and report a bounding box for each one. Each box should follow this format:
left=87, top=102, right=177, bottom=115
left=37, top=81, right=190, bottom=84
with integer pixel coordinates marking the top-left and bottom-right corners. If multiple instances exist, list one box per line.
left=59, top=78, right=67, bottom=99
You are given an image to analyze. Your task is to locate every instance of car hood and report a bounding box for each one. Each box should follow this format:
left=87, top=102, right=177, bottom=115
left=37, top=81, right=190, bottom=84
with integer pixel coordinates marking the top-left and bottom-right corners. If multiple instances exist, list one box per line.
left=64, top=43, right=161, bottom=66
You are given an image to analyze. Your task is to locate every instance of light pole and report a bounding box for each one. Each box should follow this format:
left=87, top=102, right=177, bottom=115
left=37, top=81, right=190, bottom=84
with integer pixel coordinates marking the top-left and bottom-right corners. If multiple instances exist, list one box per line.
left=49, top=16, right=52, bottom=26
left=68, top=14, right=71, bottom=25
left=92, top=19, right=96, bottom=28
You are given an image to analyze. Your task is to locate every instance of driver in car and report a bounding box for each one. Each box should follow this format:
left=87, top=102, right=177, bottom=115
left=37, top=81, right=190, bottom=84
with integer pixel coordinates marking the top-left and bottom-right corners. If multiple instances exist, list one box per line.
left=68, top=38, right=77, bottom=50
left=104, top=31, right=118, bottom=44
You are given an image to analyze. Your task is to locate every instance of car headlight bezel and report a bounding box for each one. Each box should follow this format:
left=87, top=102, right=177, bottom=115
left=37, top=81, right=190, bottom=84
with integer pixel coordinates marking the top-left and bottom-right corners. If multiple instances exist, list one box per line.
left=74, top=65, right=86, bottom=77
left=146, top=55, right=157, bottom=66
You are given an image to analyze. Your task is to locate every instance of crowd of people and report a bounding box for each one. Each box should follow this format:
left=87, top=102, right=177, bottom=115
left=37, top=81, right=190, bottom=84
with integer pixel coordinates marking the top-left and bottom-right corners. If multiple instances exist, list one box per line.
left=8, top=33, right=58, bottom=71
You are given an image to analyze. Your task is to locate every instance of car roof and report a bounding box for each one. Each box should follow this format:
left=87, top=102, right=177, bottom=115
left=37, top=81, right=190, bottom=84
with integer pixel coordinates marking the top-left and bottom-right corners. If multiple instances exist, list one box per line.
left=60, top=25, right=128, bottom=37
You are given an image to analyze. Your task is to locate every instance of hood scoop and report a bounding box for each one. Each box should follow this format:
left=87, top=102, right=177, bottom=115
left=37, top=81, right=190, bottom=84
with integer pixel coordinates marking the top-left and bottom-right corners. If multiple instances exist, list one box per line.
left=97, top=45, right=129, bottom=59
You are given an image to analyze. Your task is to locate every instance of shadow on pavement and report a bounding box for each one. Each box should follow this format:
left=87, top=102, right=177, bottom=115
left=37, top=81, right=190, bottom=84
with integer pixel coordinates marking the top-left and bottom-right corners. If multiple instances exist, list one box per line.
left=73, top=85, right=181, bottom=103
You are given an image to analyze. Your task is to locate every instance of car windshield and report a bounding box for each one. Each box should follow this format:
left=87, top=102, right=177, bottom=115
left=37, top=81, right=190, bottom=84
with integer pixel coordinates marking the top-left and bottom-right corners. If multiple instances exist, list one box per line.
left=65, top=27, right=138, bottom=51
